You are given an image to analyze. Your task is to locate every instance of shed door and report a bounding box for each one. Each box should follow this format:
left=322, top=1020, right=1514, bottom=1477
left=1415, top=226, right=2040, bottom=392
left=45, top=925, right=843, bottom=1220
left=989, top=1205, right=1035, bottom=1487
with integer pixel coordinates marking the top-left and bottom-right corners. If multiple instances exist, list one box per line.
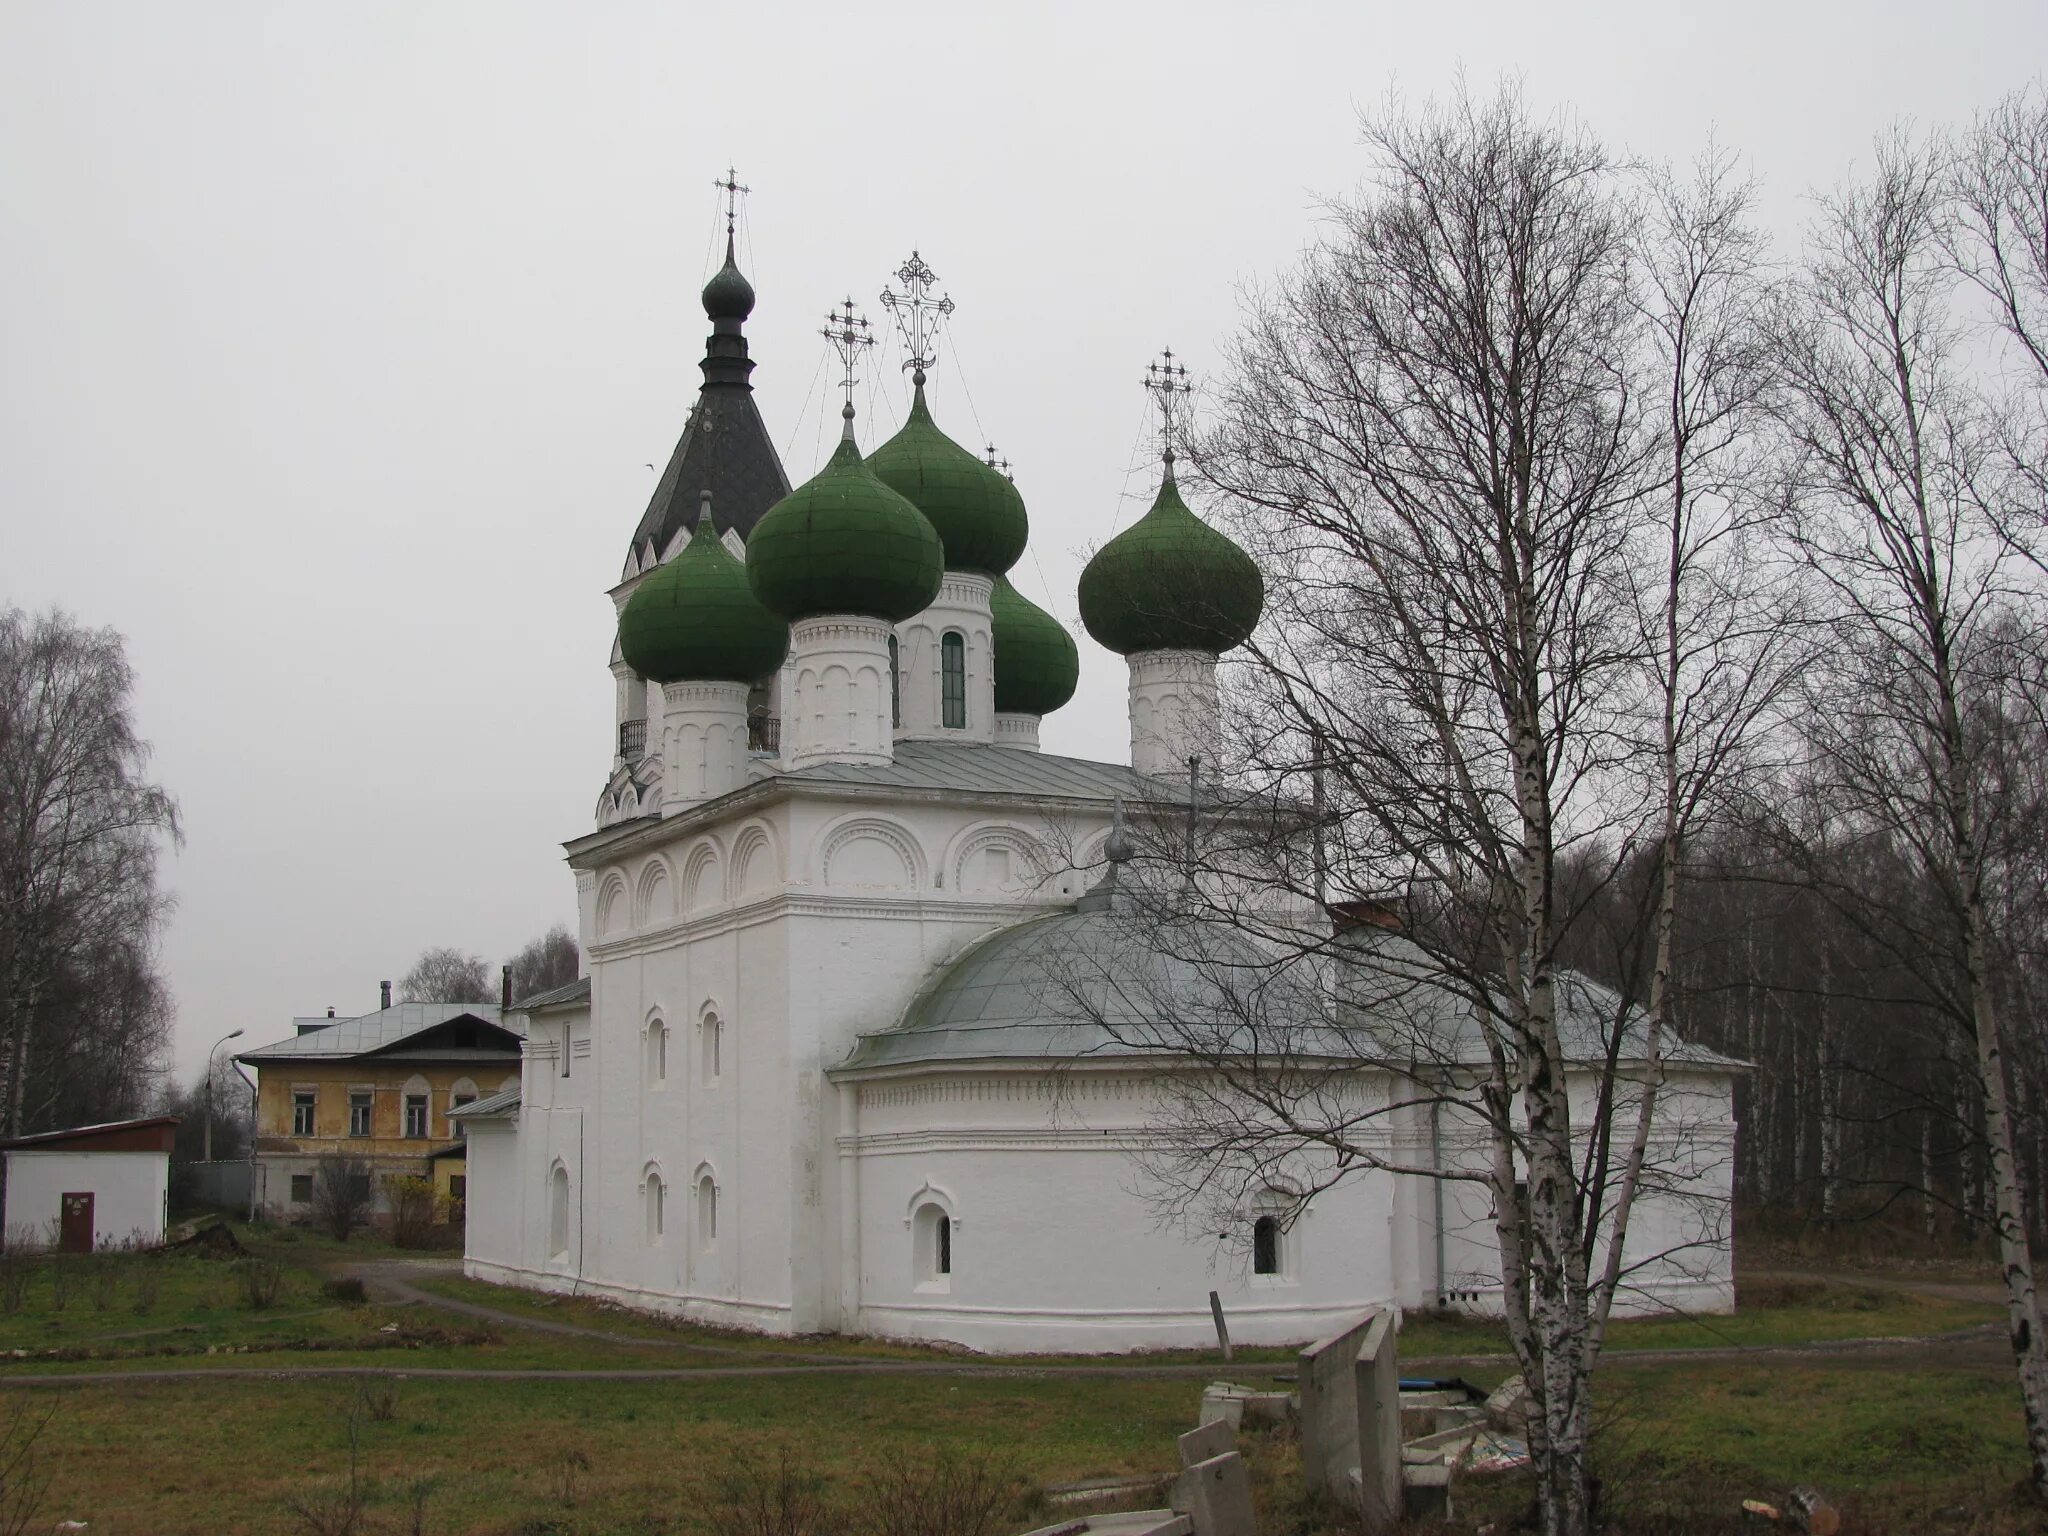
left=59, top=1192, right=93, bottom=1254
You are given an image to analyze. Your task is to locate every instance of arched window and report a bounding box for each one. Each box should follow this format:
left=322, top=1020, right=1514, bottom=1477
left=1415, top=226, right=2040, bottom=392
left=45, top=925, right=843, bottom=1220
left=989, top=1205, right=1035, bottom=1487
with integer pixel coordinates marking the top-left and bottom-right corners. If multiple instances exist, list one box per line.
left=1252, top=1215, right=1281, bottom=1276
left=644, top=1170, right=665, bottom=1244
left=697, top=1172, right=718, bottom=1248
left=941, top=631, right=966, bottom=728
left=548, top=1165, right=570, bottom=1260
left=701, top=1013, right=722, bottom=1084
left=888, top=635, right=900, bottom=728
left=912, top=1200, right=953, bottom=1290
left=646, top=1018, right=667, bottom=1084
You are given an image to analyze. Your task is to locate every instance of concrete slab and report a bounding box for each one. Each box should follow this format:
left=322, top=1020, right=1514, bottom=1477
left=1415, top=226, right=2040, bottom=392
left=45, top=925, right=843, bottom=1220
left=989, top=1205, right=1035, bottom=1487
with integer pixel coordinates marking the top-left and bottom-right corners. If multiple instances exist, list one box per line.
left=1170, top=1452, right=1256, bottom=1536
left=1178, top=1420, right=1237, bottom=1468
left=1016, top=1513, right=1193, bottom=1536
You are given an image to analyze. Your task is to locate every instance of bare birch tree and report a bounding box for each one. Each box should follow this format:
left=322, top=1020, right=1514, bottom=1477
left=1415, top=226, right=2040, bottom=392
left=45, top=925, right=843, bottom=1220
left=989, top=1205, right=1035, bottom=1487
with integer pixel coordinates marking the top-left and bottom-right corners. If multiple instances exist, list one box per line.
left=1108, top=83, right=1685, bottom=1536
left=0, top=609, right=179, bottom=1141
left=1777, top=124, right=2048, bottom=1499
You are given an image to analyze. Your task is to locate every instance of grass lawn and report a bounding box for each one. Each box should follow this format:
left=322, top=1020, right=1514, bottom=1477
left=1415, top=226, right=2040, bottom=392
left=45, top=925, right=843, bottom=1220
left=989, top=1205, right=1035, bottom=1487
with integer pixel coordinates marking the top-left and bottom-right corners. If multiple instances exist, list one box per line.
left=0, top=1235, right=2032, bottom=1534
left=4, top=1357, right=2038, bottom=1535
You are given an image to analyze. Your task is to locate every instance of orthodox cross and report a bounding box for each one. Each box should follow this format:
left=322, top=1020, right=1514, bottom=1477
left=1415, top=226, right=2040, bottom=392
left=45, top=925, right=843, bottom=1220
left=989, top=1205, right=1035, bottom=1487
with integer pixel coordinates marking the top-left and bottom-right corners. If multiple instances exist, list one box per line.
left=983, top=443, right=1013, bottom=480
left=880, top=251, right=955, bottom=383
left=1144, top=347, right=1193, bottom=459
left=821, top=297, right=875, bottom=410
left=713, top=166, right=749, bottom=234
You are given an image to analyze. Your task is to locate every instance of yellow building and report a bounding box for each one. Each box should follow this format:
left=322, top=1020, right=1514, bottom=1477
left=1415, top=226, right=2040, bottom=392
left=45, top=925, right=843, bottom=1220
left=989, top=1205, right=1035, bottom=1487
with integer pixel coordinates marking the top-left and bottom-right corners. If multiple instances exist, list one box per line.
left=238, top=1002, right=523, bottom=1222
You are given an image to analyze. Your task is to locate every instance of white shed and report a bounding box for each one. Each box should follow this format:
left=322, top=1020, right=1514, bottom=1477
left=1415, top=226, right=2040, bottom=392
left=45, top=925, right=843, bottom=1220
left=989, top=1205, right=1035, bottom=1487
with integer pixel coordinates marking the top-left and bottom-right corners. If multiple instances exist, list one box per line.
left=0, top=1116, right=179, bottom=1251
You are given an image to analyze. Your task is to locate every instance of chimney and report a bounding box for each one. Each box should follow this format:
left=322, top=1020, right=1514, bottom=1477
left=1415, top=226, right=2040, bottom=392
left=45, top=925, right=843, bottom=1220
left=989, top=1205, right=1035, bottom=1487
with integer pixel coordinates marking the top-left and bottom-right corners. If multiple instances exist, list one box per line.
left=326, top=1007, right=336, bottom=1018
left=500, top=964, right=513, bottom=1012
left=380, top=979, right=392, bottom=1010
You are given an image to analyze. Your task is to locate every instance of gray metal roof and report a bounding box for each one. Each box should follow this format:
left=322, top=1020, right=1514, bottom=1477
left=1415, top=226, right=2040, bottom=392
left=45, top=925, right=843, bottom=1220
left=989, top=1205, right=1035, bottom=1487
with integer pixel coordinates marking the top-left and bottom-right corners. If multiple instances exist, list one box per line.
left=834, top=895, right=1745, bottom=1076
left=239, top=1003, right=523, bottom=1065
left=775, top=739, right=1186, bottom=803
left=447, top=1086, right=521, bottom=1119
left=513, top=977, right=590, bottom=1012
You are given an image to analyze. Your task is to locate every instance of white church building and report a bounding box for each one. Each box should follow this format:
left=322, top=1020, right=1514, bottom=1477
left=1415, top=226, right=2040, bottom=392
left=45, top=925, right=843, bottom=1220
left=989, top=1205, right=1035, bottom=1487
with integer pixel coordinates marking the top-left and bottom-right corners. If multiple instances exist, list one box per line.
left=454, top=223, right=1739, bottom=1353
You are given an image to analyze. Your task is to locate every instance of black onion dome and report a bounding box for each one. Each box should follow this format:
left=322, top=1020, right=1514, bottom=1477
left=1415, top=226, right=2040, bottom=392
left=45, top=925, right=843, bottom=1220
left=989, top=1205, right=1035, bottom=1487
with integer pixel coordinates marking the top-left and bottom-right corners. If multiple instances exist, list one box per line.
left=701, top=234, right=756, bottom=321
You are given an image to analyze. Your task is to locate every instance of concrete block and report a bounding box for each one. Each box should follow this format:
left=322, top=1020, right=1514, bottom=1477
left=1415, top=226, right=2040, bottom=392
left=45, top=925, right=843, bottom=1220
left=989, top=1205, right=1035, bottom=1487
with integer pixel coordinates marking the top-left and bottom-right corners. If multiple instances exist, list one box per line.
left=1402, top=1462, right=1452, bottom=1522
left=1169, top=1451, right=1256, bottom=1536
left=1354, top=1314, right=1403, bottom=1533
left=1484, top=1372, right=1532, bottom=1426
left=1196, top=1391, right=1244, bottom=1431
left=1297, top=1310, right=1379, bottom=1508
left=1178, top=1420, right=1237, bottom=1468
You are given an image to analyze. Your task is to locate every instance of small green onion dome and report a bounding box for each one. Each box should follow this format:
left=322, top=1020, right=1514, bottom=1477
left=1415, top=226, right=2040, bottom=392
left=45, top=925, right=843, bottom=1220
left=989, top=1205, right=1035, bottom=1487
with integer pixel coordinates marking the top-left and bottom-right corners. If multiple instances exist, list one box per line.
left=701, top=236, right=755, bottom=322
left=746, top=414, right=946, bottom=623
left=991, top=575, right=1079, bottom=716
left=618, top=496, right=790, bottom=684
left=1078, top=457, right=1263, bottom=656
left=866, top=384, right=1029, bottom=575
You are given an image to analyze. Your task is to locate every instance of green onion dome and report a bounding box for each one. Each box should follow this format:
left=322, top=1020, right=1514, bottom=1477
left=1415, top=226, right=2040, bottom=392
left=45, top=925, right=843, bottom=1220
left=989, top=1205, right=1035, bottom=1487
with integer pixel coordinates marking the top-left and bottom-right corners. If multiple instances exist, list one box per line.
left=990, top=575, right=1079, bottom=716
left=700, top=235, right=756, bottom=322
left=746, top=415, right=946, bottom=623
left=866, top=384, right=1028, bottom=575
left=618, top=496, right=790, bottom=684
left=1077, top=457, right=1263, bottom=656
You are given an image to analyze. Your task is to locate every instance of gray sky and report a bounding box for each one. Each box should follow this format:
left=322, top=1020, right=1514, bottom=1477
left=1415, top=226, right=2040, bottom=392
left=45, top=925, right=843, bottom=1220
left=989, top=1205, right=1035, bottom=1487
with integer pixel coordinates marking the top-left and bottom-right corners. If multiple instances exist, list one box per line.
left=3, top=1, right=2042, bottom=1084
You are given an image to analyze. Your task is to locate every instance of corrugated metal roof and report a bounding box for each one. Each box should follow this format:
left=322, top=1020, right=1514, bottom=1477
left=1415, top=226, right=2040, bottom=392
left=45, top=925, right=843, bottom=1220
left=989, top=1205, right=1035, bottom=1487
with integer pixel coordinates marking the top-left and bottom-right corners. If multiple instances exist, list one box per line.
left=238, top=1003, right=522, bottom=1064
left=447, top=1086, right=521, bottom=1119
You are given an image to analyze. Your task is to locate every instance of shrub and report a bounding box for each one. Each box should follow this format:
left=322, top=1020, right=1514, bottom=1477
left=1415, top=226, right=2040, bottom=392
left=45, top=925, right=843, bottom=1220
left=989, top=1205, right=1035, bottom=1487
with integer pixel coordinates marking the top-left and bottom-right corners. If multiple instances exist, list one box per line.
left=130, top=1260, right=160, bottom=1315
left=382, top=1175, right=441, bottom=1251
left=321, top=1276, right=368, bottom=1305
left=240, top=1257, right=284, bottom=1310
left=88, top=1258, right=119, bottom=1312
left=711, top=1451, right=837, bottom=1536
left=357, top=1380, right=399, bottom=1424
left=0, top=1253, right=34, bottom=1315
left=310, top=1160, right=375, bottom=1243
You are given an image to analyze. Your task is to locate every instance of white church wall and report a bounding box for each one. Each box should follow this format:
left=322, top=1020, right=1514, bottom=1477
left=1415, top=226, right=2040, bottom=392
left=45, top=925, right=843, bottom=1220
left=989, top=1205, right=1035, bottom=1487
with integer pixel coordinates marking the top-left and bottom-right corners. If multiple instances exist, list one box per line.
left=1427, top=1069, right=1737, bottom=1316
left=841, top=1070, right=1402, bottom=1352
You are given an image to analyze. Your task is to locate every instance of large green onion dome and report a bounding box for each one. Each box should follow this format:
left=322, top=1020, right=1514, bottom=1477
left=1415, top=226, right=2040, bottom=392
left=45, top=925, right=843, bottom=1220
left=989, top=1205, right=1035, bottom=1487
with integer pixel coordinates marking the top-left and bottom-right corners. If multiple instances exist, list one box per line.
left=700, top=234, right=756, bottom=322
left=990, top=575, right=1079, bottom=716
left=746, top=412, right=946, bottom=623
left=866, top=384, right=1028, bottom=576
left=618, top=496, right=790, bottom=684
left=1078, top=455, right=1264, bottom=656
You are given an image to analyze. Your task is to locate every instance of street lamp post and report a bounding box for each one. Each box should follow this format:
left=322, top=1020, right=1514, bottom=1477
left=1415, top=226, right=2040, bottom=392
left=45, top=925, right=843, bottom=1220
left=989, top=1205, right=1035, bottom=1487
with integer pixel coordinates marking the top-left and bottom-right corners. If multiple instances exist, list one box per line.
left=204, top=1029, right=244, bottom=1163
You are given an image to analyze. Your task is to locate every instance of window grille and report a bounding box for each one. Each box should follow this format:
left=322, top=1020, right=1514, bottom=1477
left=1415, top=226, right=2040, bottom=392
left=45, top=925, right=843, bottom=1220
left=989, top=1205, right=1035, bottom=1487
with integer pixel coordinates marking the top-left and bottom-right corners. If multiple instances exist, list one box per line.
left=941, top=632, right=966, bottom=728
left=618, top=718, right=646, bottom=759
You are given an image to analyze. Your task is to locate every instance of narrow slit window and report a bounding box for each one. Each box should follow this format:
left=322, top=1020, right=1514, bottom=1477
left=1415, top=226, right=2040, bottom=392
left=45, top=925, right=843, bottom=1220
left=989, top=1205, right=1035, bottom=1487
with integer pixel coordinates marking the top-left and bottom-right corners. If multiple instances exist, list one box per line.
left=888, top=635, right=900, bottom=728
left=1253, top=1215, right=1280, bottom=1276
left=941, top=632, right=966, bottom=728
left=935, top=1214, right=951, bottom=1276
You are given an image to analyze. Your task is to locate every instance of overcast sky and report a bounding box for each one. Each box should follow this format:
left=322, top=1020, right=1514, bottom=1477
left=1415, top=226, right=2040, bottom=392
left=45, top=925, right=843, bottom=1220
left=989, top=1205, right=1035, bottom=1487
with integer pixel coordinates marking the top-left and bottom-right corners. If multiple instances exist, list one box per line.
left=3, top=1, right=2042, bottom=1083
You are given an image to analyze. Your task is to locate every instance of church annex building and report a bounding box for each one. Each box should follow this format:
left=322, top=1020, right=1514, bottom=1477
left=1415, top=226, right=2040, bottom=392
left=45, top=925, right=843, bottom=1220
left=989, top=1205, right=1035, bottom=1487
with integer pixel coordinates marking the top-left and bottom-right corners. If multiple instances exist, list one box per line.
left=451, top=207, right=1739, bottom=1353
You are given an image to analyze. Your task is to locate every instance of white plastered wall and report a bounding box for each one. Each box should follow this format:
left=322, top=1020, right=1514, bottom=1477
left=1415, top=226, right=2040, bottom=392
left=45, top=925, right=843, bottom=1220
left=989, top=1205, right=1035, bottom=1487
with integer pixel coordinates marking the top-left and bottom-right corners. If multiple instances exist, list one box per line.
left=3, top=1149, right=169, bottom=1248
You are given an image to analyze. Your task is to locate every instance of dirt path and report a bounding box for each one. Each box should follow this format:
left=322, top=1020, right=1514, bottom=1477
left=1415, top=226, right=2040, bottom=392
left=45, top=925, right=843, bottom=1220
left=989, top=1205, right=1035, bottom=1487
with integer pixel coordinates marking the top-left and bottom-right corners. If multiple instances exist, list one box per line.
left=0, top=1255, right=2012, bottom=1390
left=1746, top=1265, right=2009, bottom=1308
